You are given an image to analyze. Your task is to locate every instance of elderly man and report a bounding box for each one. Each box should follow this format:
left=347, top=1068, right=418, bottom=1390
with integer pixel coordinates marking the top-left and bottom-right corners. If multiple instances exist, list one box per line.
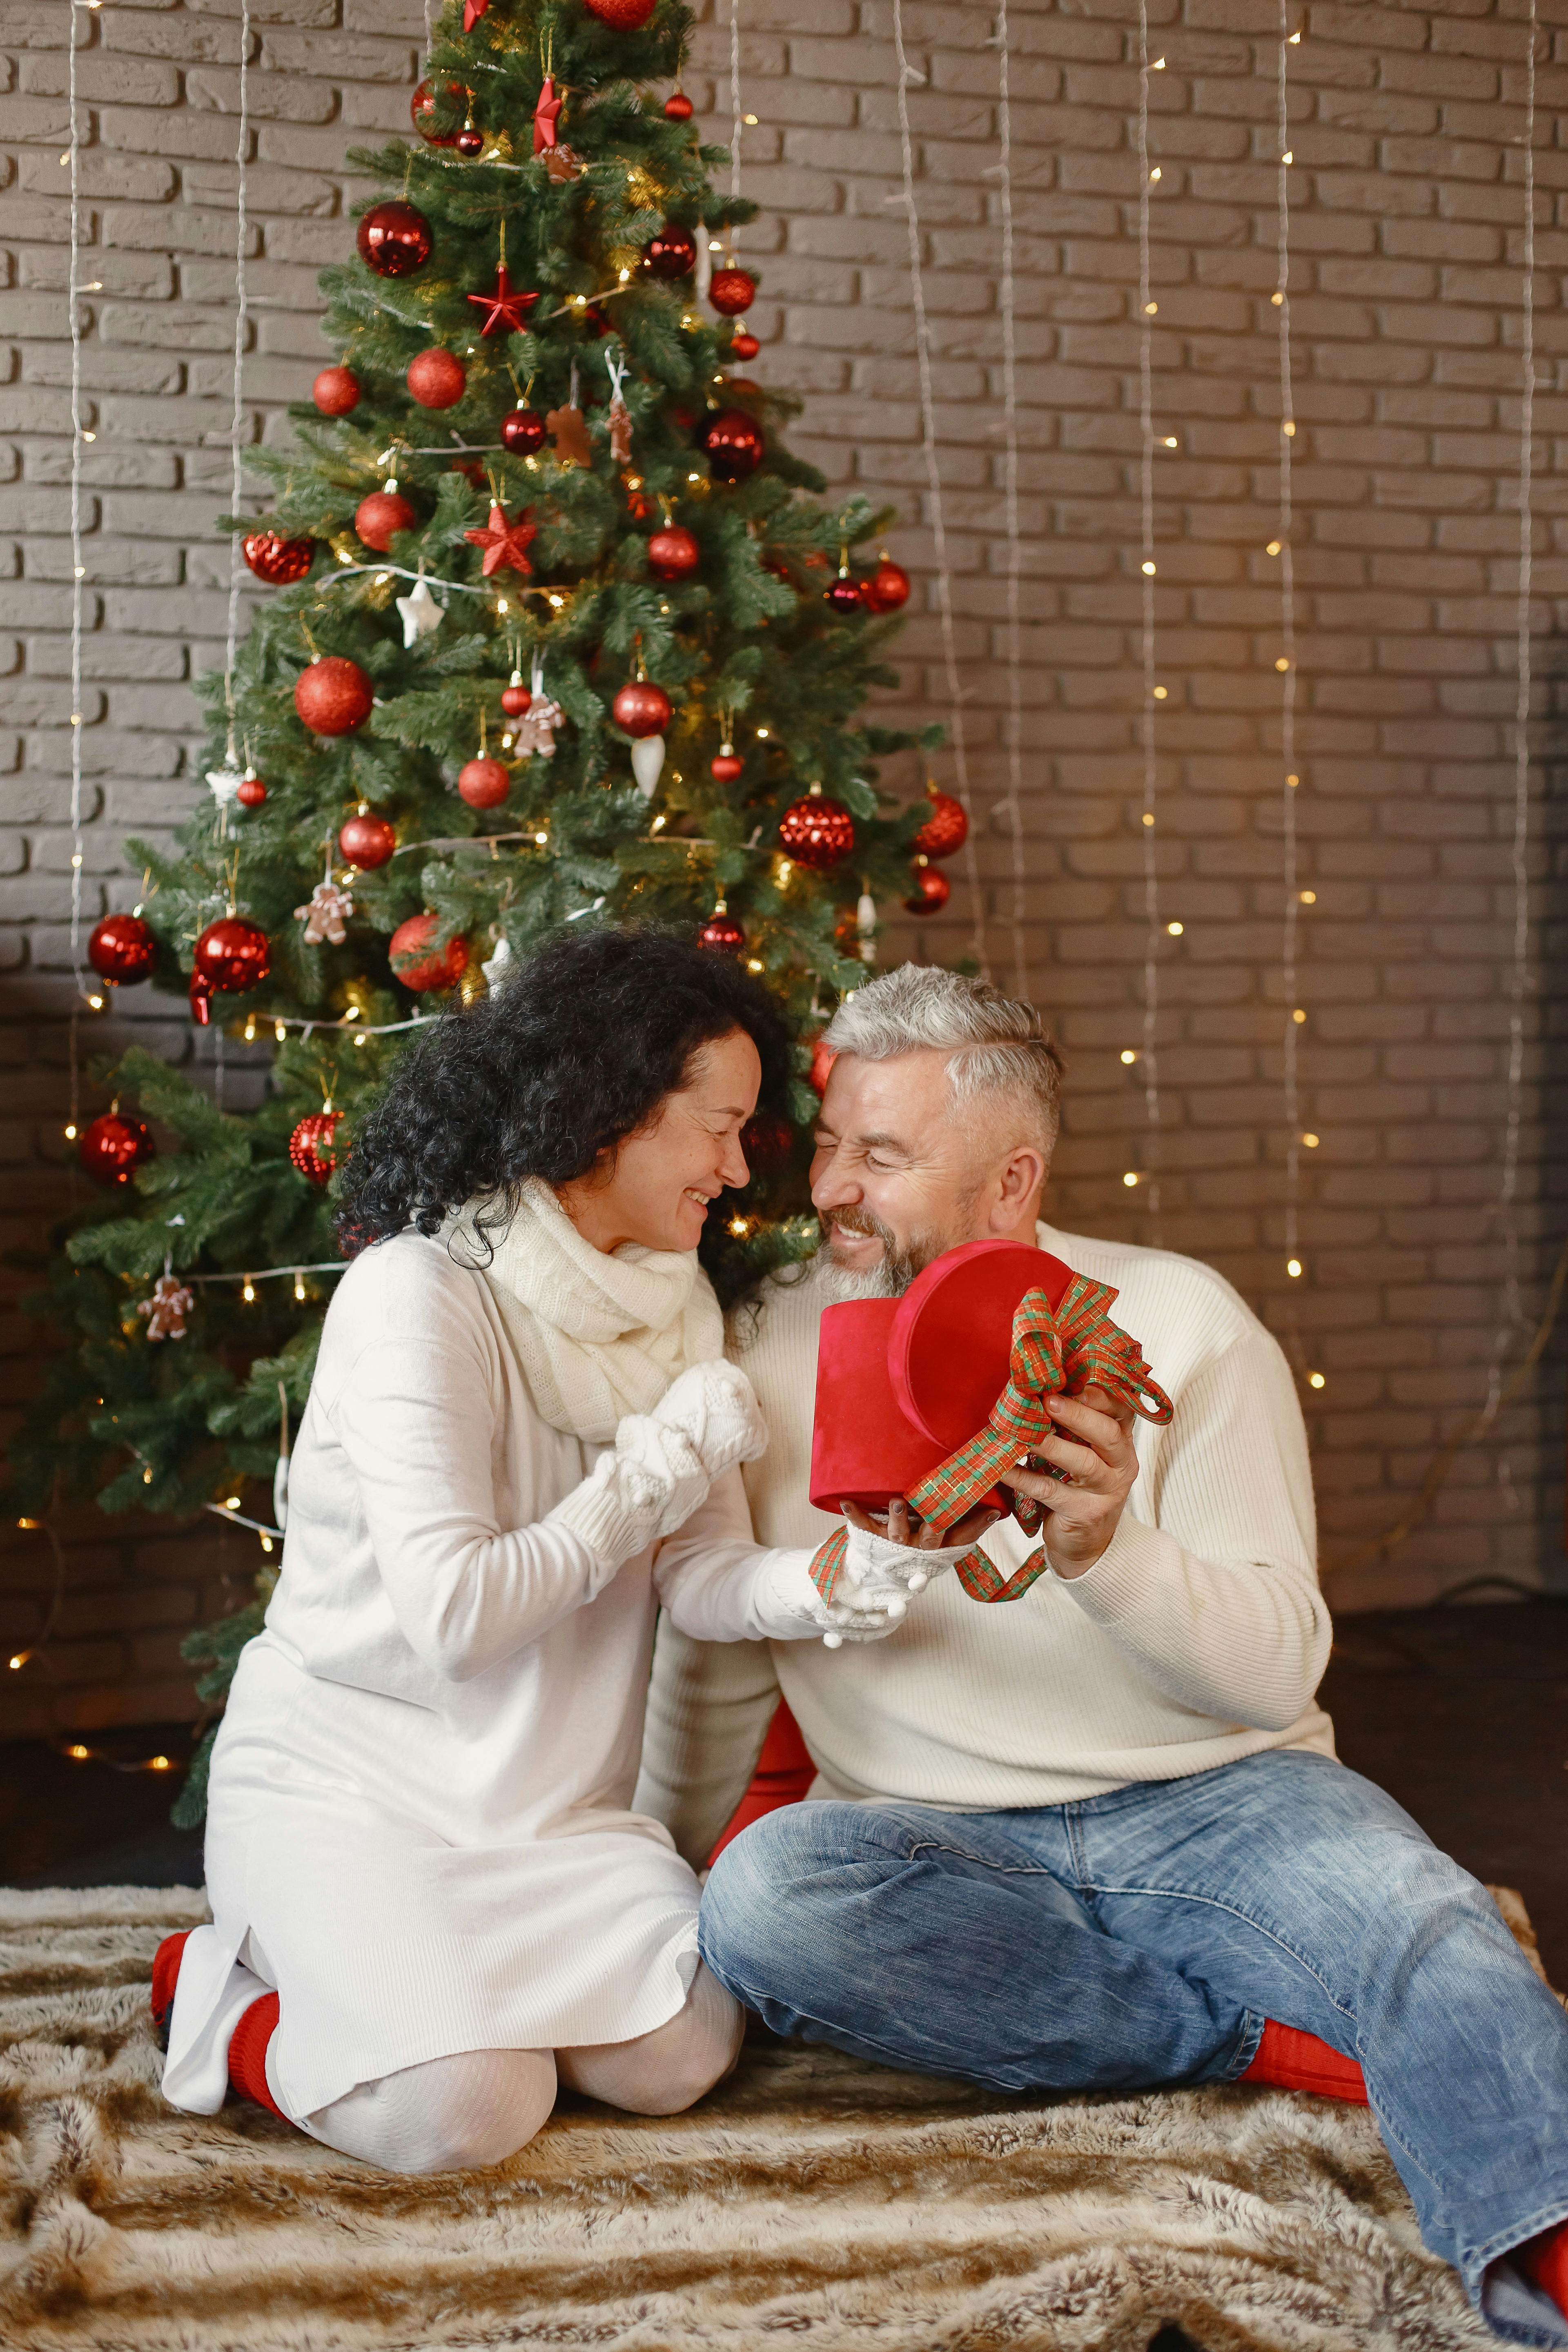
left=646, top=964, right=1568, bottom=2348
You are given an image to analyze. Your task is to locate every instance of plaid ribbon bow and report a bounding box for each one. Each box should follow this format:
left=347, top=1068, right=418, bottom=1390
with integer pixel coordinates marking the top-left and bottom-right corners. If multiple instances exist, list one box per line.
left=809, top=1273, right=1174, bottom=1612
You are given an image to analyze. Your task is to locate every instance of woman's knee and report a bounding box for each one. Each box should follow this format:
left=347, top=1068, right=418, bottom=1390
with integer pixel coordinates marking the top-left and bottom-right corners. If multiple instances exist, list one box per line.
left=558, top=1962, right=743, bottom=2116
left=307, top=2047, right=557, bottom=2173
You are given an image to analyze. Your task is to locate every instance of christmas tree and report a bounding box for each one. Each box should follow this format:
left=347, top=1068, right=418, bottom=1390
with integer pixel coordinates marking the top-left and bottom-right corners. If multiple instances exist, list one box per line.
left=11, top=0, right=971, bottom=1811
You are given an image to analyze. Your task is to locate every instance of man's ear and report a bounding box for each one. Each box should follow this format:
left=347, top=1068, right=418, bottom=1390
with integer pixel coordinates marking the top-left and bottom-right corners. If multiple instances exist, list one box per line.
left=985, top=1143, right=1047, bottom=1234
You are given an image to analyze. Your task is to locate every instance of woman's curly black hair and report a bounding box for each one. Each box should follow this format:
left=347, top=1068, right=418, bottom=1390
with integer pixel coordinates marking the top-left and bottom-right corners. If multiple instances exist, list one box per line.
left=334, top=926, right=794, bottom=1256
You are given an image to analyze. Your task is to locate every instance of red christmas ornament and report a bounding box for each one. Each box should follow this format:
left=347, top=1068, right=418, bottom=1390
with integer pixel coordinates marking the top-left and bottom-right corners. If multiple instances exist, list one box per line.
left=612, top=680, right=672, bottom=738
left=389, top=914, right=469, bottom=993
left=467, top=267, right=539, bottom=338
left=584, top=0, right=656, bottom=24
left=455, top=123, right=486, bottom=157
left=913, top=787, right=968, bottom=861
left=701, top=408, right=764, bottom=484
left=501, top=679, right=532, bottom=717
left=411, top=78, right=465, bottom=145
left=242, top=530, right=313, bottom=586
left=294, top=656, right=374, bottom=736
left=740, top=1114, right=793, bottom=1170
left=312, top=365, right=361, bottom=416
left=338, top=808, right=396, bottom=869
left=647, top=525, right=699, bottom=581
left=697, top=907, right=745, bottom=955
left=458, top=756, right=511, bottom=809
left=904, top=860, right=951, bottom=916
left=664, top=90, right=693, bottom=121
left=79, top=1111, right=154, bottom=1187
left=464, top=503, right=537, bottom=579
left=87, top=912, right=156, bottom=984
left=730, top=329, right=760, bottom=361
left=193, top=916, right=271, bottom=1005
left=709, top=267, right=756, bottom=316
left=289, top=1109, right=344, bottom=1187
left=463, top=0, right=488, bottom=29
left=645, top=223, right=697, bottom=280
left=501, top=405, right=547, bottom=454
left=235, top=774, right=267, bottom=809
left=808, top=1033, right=837, bottom=1096
left=623, top=472, right=657, bottom=520
left=778, top=792, right=855, bottom=870
left=824, top=573, right=865, bottom=617
left=533, top=71, right=563, bottom=153
left=354, top=490, right=416, bottom=552
left=356, top=201, right=432, bottom=278
left=862, top=556, right=911, bottom=614
left=407, top=347, right=466, bottom=409
left=710, top=746, right=744, bottom=782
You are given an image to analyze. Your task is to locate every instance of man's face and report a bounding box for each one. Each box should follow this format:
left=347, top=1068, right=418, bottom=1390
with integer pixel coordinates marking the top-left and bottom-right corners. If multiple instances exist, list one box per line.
left=811, top=1049, right=991, bottom=1289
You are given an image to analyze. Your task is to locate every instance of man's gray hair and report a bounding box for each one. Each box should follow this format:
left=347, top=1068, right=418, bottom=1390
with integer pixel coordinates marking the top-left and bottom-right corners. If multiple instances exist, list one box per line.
left=824, top=965, right=1066, bottom=1151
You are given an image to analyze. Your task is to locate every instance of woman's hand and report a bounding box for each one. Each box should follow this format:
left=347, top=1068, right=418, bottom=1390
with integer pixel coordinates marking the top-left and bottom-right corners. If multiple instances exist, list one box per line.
left=653, top=1360, right=768, bottom=1479
left=837, top=1494, right=1003, bottom=1597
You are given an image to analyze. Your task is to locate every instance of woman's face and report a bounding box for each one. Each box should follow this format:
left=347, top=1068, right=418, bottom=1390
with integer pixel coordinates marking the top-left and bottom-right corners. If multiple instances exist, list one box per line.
left=559, top=1028, right=763, bottom=1255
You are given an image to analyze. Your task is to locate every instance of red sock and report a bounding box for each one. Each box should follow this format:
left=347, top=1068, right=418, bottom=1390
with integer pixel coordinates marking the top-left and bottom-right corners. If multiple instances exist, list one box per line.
left=1521, top=2222, right=1568, bottom=2321
left=149, top=1928, right=285, bottom=2119
left=1241, top=2018, right=1369, bottom=2104
left=150, top=1929, right=192, bottom=2038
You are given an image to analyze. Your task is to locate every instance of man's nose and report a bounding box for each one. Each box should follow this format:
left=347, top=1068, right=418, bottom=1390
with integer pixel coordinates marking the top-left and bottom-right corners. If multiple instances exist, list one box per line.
left=810, top=1152, right=860, bottom=1212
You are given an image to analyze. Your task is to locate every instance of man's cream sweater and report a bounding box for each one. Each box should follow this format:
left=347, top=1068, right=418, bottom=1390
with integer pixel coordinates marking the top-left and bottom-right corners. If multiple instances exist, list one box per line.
left=640, top=1222, right=1336, bottom=1865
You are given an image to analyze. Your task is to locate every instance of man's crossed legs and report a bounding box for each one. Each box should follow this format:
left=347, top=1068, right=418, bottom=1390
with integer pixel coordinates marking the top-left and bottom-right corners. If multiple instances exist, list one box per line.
left=700, top=1749, right=1568, bottom=2348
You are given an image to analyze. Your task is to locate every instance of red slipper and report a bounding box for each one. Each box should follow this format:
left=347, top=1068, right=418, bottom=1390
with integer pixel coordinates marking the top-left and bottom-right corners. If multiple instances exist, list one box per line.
left=1241, top=2018, right=1369, bottom=2103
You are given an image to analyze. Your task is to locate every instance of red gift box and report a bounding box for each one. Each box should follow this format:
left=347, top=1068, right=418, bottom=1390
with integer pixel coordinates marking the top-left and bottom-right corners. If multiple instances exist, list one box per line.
left=809, top=1238, right=1075, bottom=1513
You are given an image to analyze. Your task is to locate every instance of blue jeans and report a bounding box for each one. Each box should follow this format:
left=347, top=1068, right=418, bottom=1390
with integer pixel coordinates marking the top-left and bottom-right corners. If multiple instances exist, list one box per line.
left=699, top=1749, right=1568, bottom=2346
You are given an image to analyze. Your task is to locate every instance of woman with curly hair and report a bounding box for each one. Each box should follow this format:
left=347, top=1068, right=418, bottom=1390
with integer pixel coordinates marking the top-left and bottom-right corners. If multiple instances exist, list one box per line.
left=154, top=928, right=897, bottom=2173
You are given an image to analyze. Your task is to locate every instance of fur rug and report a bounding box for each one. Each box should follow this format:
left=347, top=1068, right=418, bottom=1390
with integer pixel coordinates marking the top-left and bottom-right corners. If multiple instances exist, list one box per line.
left=0, top=1884, right=1553, bottom=2352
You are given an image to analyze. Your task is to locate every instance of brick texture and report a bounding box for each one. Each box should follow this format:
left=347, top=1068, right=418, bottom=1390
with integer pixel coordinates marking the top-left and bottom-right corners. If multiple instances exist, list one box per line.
left=2, top=0, right=1565, bottom=1737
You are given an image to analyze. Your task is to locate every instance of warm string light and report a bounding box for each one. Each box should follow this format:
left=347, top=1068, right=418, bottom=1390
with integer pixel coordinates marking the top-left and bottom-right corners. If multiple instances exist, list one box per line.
left=728, top=0, right=745, bottom=229
left=221, top=0, right=252, bottom=758
left=1484, top=0, right=1538, bottom=1486
left=1274, top=5, right=1310, bottom=1378
left=66, top=0, right=87, bottom=1119
left=891, top=0, right=988, bottom=971
left=992, top=1, right=1028, bottom=998
left=1134, top=0, right=1162, bottom=1227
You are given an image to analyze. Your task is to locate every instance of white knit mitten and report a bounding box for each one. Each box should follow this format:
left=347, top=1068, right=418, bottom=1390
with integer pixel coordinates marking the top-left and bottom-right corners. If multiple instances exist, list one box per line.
left=842, top=1517, right=976, bottom=1597
left=759, top=1552, right=906, bottom=1647
left=652, top=1359, right=769, bottom=1480
left=546, top=1414, right=710, bottom=1568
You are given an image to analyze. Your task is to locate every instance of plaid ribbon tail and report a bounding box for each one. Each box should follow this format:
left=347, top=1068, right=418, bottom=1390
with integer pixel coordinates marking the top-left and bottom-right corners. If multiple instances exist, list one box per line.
left=953, top=1542, right=1051, bottom=1604
left=809, top=1527, right=848, bottom=1611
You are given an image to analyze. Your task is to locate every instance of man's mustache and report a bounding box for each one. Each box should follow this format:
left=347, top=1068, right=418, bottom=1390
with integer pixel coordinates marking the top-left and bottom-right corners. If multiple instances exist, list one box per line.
left=826, top=1206, right=895, bottom=1243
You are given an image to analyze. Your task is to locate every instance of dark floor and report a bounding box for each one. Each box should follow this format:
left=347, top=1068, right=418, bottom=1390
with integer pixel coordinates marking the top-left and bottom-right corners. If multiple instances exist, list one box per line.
left=4, top=1600, right=1568, bottom=1985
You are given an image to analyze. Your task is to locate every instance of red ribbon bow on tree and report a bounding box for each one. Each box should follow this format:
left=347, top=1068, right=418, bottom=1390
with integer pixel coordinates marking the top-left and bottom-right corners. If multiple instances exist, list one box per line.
left=809, top=1274, right=1174, bottom=1612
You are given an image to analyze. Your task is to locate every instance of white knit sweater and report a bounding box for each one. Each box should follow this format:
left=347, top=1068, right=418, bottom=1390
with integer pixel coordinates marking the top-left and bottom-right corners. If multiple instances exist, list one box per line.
left=643, top=1222, right=1335, bottom=1850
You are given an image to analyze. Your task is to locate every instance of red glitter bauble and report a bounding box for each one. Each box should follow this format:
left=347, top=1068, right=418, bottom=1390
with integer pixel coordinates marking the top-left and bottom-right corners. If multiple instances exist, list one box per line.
left=407, top=347, right=466, bottom=409
left=709, top=267, right=756, bottom=316
left=862, top=557, right=911, bottom=614
left=501, top=405, right=547, bottom=454
left=356, top=200, right=432, bottom=278
left=904, top=862, right=951, bottom=917
left=354, top=490, right=416, bottom=552
left=312, top=365, right=361, bottom=416
left=295, top=656, right=373, bottom=736
left=411, top=77, right=466, bottom=145
left=913, top=788, right=968, bottom=861
left=647, top=524, right=699, bottom=581
left=194, top=915, right=270, bottom=996
left=710, top=750, right=744, bottom=782
left=87, top=912, right=156, bottom=984
left=824, top=575, right=865, bottom=617
left=389, top=914, right=469, bottom=993
left=501, top=682, right=532, bottom=717
left=697, top=909, right=745, bottom=955
left=79, top=1111, right=153, bottom=1187
left=584, top=0, right=656, bottom=25
left=235, top=774, right=267, bottom=808
left=778, top=793, right=855, bottom=870
left=700, top=408, right=764, bottom=484
left=242, top=529, right=313, bottom=585
left=730, top=329, right=760, bottom=360
left=458, top=756, right=511, bottom=809
left=338, top=809, right=396, bottom=869
left=664, top=91, right=693, bottom=120
left=612, top=681, right=672, bottom=739
left=645, top=223, right=697, bottom=280
left=289, top=1109, right=344, bottom=1187
left=808, top=1033, right=837, bottom=1095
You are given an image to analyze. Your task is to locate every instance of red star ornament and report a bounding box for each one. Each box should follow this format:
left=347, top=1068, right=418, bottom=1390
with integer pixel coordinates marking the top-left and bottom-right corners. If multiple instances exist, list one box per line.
left=464, top=502, right=537, bottom=579
left=463, top=0, right=488, bottom=28
left=466, top=266, right=538, bottom=338
left=534, top=73, right=562, bottom=154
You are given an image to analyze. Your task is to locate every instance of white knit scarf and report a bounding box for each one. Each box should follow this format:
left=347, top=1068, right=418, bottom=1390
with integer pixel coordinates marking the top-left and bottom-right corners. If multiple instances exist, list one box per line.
left=454, top=1177, right=723, bottom=1443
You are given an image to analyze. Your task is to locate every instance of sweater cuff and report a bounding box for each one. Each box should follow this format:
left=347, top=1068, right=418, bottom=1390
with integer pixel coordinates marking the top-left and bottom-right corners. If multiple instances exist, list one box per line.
left=545, top=1470, right=653, bottom=1575
left=1052, top=1511, right=1172, bottom=1628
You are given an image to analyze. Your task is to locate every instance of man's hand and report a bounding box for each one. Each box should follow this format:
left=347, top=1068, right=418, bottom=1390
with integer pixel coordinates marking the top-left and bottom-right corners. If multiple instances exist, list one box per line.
left=1002, top=1384, right=1139, bottom=1580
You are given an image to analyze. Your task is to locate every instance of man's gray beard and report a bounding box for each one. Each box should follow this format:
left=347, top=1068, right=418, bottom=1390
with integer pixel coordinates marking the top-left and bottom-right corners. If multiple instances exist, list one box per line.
left=806, top=1214, right=944, bottom=1302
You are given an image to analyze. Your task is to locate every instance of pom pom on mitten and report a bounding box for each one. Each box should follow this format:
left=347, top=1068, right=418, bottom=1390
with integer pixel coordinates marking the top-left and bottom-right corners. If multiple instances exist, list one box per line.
left=548, top=1413, right=708, bottom=1567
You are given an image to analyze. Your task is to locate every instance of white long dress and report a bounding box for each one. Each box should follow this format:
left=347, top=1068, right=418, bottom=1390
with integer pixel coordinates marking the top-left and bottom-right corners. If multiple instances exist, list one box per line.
left=162, top=1231, right=799, bottom=2125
